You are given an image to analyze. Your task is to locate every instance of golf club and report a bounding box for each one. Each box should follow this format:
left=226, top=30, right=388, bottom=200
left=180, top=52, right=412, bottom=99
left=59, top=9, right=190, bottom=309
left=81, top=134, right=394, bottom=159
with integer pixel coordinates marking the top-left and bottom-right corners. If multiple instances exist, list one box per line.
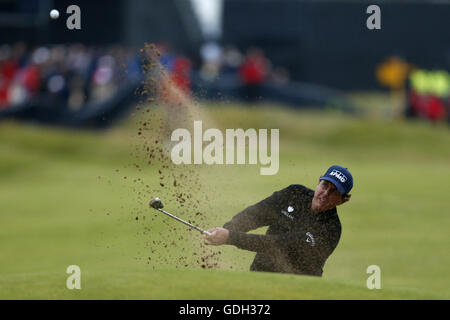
left=149, top=197, right=212, bottom=236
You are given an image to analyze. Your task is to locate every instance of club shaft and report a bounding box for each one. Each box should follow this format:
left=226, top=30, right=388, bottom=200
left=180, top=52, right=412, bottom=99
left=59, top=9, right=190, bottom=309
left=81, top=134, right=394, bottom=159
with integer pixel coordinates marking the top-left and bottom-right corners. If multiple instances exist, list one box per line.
left=158, top=209, right=210, bottom=235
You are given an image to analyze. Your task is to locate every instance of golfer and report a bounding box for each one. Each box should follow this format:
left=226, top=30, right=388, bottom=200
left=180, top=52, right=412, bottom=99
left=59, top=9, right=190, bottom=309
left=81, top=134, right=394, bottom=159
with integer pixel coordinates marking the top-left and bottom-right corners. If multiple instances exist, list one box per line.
left=204, top=165, right=353, bottom=276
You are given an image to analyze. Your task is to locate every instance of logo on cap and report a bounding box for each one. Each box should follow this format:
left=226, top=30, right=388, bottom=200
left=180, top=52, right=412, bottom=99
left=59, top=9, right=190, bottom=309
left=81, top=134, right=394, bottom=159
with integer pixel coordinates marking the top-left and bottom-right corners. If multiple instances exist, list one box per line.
left=329, top=169, right=347, bottom=183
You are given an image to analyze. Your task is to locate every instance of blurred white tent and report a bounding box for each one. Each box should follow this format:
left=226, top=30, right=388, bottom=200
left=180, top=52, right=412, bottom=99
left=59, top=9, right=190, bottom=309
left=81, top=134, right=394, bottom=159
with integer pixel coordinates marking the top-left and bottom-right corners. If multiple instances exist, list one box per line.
left=190, top=0, right=223, bottom=39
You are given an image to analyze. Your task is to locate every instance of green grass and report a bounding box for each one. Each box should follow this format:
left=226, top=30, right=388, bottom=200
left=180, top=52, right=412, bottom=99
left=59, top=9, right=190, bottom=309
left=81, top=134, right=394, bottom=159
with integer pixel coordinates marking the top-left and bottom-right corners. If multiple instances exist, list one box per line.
left=0, top=102, right=449, bottom=299
left=0, top=269, right=435, bottom=299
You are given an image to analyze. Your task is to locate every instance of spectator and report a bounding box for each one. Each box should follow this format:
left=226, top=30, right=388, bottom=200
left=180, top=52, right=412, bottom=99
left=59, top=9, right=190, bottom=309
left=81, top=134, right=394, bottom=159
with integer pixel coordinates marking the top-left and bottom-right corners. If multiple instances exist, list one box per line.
left=221, top=45, right=243, bottom=75
left=407, top=69, right=449, bottom=123
left=171, top=56, right=192, bottom=94
left=239, top=47, right=270, bottom=102
left=199, top=41, right=222, bottom=81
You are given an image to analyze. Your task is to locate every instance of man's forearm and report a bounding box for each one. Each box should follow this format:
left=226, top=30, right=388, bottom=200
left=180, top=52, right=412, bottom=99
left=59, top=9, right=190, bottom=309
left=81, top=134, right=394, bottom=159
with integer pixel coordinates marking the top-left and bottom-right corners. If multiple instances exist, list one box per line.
left=226, top=230, right=329, bottom=260
left=222, top=188, right=286, bottom=232
left=223, top=204, right=276, bottom=232
left=226, top=230, right=294, bottom=253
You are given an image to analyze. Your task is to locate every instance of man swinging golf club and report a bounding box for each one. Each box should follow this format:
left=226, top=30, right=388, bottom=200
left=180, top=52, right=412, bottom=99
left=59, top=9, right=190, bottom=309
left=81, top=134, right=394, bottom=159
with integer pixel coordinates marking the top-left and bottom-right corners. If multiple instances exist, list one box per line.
left=203, top=165, right=354, bottom=277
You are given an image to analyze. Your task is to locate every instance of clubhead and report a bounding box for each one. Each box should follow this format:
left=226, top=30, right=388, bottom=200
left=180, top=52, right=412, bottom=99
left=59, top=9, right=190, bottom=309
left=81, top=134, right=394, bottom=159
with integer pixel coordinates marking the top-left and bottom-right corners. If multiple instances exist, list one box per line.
left=149, top=197, right=164, bottom=209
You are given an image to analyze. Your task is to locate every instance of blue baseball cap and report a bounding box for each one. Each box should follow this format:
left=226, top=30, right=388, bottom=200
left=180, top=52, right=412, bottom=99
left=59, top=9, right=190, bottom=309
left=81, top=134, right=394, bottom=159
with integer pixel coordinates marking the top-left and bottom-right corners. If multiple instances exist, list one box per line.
left=320, top=165, right=353, bottom=195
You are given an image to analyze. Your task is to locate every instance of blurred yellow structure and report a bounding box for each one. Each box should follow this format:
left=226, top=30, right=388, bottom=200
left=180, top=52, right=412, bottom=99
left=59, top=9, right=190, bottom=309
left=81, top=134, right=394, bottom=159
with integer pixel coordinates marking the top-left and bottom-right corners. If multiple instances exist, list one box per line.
left=376, top=56, right=412, bottom=118
left=376, top=56, right=411, bottom=90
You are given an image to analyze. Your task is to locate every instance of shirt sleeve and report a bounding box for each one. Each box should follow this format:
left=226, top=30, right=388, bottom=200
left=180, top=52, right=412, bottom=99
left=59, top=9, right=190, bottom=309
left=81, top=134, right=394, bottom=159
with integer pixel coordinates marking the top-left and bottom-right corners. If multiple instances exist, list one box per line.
left=226, top=217, right=341, bottom=262
left=222, top=188, right=286, bottom=233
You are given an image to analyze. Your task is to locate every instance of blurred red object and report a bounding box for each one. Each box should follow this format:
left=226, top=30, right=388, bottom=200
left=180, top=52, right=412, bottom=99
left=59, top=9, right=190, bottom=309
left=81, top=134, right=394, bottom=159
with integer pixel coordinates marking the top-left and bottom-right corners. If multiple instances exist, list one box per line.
left=426, top=95, right=446, bottom=122
left=239, top=51, right=268, bottom=85
left=409, top=90, right=446, bottom=122
left=170, top=57, right=192, bottom=93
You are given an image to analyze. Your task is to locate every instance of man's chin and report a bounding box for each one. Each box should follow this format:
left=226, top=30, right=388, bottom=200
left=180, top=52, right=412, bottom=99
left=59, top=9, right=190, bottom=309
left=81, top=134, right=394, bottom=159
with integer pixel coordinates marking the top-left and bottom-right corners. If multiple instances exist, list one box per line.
left=311, top=203, right=323, bottom=213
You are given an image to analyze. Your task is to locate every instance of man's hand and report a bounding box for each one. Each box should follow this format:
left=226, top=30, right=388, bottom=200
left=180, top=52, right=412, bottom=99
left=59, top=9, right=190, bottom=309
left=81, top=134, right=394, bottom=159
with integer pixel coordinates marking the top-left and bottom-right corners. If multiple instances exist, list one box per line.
left=203, top=227, right=229, bottom=245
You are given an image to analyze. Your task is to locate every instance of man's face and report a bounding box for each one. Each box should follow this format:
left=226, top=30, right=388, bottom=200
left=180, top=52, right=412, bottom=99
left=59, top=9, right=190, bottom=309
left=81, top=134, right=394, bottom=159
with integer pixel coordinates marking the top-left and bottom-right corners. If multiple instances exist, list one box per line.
left=312, top=179, right=346, bottom=212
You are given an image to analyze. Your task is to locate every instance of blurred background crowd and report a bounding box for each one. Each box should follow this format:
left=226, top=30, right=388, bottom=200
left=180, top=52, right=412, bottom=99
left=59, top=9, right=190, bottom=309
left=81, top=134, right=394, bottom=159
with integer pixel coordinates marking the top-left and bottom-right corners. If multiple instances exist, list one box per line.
left=0, top=0, right=449, bottom=127
left=0, top=42, right=140, bottom=109
left=0, top=40, right=296, bottom=127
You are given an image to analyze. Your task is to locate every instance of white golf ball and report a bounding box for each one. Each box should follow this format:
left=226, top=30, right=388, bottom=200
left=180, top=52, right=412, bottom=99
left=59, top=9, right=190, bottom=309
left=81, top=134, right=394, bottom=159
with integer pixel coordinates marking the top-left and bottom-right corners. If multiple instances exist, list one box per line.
left=50, top=9, right=59, bottom=19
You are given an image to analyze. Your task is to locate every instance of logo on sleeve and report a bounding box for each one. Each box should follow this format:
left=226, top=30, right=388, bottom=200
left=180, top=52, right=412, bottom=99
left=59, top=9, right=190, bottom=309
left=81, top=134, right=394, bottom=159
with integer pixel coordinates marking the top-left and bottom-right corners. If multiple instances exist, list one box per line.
left=306, top=232, right=316, bottom=247
left=281, top=206, right=295, bottom=220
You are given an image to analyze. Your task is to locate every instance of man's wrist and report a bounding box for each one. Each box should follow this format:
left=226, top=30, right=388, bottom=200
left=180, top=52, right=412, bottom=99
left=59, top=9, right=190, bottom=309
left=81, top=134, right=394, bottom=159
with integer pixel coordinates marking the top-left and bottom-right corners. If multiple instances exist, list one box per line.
left=225, top=229, right=237, bottom=245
